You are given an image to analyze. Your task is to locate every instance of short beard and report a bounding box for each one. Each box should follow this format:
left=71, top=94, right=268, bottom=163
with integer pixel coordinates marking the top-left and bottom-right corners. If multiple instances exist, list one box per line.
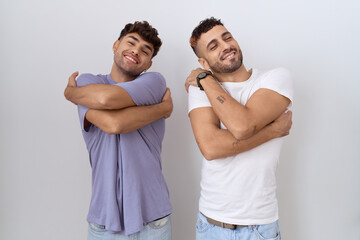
left=211, top=51, right=243, bottom=74
left=114, top=52, right=142, bottom=78
left=115, top=60, right=140, bottom=78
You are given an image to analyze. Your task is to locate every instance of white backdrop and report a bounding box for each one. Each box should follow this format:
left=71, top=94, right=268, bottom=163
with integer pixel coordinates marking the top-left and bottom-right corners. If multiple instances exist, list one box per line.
left=1, top=0, right=359, bottom=239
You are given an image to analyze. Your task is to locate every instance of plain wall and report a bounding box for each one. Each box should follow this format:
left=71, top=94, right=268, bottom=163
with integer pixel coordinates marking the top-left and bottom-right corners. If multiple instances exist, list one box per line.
left=1, top=0, right=359, bottom=239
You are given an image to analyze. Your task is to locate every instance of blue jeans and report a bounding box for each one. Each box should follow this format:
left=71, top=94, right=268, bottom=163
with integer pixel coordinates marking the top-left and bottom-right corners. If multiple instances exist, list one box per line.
left=88, top=216, right=171, bottom=240
left=196, top=212, right=281, bottom=240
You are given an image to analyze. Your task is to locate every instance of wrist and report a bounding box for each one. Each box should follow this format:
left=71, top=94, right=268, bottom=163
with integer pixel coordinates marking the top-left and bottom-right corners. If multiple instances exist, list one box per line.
left=269, top=123, right=285, bottom=139
left=263, top=124, right=277, bottom=140
left=196, top=72, right=213, bottom=90
left=199, top=75, right=216, bottom=89
left=159, top=101, right=171, bottom=117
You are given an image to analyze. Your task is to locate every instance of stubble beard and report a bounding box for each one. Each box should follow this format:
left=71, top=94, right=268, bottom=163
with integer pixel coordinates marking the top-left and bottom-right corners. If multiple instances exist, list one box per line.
left=114, top=52, right=141, bottom=78
left=210, top=51, right=243, bottom=74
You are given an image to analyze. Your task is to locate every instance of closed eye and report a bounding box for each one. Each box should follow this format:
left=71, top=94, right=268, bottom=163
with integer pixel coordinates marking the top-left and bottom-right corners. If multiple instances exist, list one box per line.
left=222, top=32, right=233, bottom=41
left=128, top=41, right=135, bottom=46
left=210, top=44, right=217, bottom=50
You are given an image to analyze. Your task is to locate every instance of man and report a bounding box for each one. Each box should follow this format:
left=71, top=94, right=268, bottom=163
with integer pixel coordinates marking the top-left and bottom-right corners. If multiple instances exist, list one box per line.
left=185, top=17, right=293, bottom=240
left=64, top=21, right=172, bottom=240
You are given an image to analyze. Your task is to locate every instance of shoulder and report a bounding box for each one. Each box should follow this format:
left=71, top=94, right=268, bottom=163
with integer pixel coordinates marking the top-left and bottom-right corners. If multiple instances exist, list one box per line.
left=189, top=85, right=207, bottom=98
left=262, top=67, right=291, bottom=80
left=135, top=72, right=166, bottom=85
left=76, top=73, right=107, bottom=87
left=188, top=85, right=211, bottom=113
left=255, top=67, right=292, bottom=86
left=257, top=67, right=294, bottom=102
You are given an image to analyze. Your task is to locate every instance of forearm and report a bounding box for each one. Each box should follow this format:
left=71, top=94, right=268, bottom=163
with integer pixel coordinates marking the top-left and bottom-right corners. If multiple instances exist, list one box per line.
left=196, top=124, right=277, bottom=160
left=86, top=102, right=169, bottom=134
left=201, top=78, right=254, bottom=139
left=201, top=78, right=289, bottom=140
left=66, top=84, right=135, bottom=110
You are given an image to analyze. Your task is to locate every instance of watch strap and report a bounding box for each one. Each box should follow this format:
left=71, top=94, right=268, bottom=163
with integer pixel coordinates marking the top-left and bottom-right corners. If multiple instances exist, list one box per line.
left=196, top=72, right=211, bottom=91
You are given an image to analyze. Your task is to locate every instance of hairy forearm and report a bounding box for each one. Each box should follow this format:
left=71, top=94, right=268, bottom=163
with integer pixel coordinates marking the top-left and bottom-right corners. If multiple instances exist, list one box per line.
left=86, top=102, right=169, bottom=134
left=66, top=84, right=135, bottom=110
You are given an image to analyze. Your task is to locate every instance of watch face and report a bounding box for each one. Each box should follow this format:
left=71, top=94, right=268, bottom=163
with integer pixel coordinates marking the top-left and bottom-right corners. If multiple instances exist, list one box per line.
left=198, top=72, right=207, bottom=79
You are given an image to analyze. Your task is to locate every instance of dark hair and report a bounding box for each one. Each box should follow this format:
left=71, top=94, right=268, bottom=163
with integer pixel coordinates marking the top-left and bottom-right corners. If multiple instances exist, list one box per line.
left=190, top=17, right=224, bottom=56
left=118, top=21, right=162, bottom=58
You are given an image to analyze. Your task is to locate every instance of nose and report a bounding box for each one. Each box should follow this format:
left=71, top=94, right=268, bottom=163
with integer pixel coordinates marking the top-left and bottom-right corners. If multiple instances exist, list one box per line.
left=131, top=47, right=140, bottom=56
left=221, top=40, right=232, bottom=52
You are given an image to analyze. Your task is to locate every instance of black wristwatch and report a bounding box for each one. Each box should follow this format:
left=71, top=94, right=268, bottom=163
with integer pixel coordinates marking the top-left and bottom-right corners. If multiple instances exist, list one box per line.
left=196, top=72, right=212, bottom=91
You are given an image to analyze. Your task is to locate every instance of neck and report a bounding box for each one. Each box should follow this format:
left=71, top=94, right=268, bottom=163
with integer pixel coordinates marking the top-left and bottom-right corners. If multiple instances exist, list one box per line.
left=110, top=63, right=137, bottom=83
left=213, top=64, right=252, bottom=83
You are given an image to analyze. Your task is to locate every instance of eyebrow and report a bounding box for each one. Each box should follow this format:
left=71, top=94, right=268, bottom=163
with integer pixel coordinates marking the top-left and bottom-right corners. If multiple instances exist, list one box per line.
left=206, top=39, right=217, bottom=50
left=206, top=31, right=231, bottom=50
left=128, top=35, right=153, bottom=52
left=222, top=32, right=231, bottom=38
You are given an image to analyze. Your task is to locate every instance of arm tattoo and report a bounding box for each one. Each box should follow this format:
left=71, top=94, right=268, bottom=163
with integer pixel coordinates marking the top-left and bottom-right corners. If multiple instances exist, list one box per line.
left=232, top=139, right=241, bottom=148
left=252, top=125, right=257, bottom=135
left=216, top=95, right=226, bottom=104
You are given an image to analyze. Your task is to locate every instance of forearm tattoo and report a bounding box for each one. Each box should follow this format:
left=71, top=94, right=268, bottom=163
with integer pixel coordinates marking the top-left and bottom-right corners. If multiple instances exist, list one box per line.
left=252, top=125, right=257, bottom=135
left=216, top=95, right=226, bottom=104
left=232, top=139, right=241, bottom=148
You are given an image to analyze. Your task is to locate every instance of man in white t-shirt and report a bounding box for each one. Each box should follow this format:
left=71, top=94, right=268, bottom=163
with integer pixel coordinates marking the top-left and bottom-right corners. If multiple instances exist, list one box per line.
left=185, top=17, right=293, bottom=240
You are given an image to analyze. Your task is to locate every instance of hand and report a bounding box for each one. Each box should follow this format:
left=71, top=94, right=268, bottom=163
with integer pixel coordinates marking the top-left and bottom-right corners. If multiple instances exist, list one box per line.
left=64, top=71, right=79, bottom=104
left=268, top=110, right=293, bottom=138
left=161, top=88, right=173, bottom=119
left=185, top=68, right=211, bottom=93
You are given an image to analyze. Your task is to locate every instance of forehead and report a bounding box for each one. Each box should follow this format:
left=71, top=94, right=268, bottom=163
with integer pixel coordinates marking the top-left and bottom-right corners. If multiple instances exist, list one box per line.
left=198, top=25, right=231, bottom=48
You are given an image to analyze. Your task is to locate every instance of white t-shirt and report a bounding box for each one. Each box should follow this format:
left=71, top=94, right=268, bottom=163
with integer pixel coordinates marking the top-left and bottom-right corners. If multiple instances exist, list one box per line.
left=188, top=67, right=293, bottom=225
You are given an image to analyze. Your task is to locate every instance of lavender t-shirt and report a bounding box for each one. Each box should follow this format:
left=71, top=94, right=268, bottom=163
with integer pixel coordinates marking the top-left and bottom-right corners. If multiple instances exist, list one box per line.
left=76, top=72, right=172, bottom=235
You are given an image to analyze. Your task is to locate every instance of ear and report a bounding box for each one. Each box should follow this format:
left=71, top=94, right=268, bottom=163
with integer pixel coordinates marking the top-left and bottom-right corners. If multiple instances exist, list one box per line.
left=113, top=40, right=120, bottom=52
left=198, top=57, right=210, bottom=70
left=145, top=60, right=152, bottom=71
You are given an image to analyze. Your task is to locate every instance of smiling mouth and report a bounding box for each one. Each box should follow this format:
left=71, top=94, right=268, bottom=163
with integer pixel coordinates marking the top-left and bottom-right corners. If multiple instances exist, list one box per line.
left=124, top=54, right=139, bottom=64
left=221, top=49, right=237, bottom=61
left=224, top=52, right=235, bottom=60
left=221, top=51, right=236, bottom=61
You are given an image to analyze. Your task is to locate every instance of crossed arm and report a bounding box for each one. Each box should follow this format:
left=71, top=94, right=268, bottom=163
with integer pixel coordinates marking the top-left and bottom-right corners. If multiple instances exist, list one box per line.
left=186, top=68, right=292, bottom=160
left=186, top=68, right=290, bottom=140
left=65, top=79, right=136, bottom=110
left=189, top=106, right=292, bottom=160
left=65, top=72, right=173, bottom=134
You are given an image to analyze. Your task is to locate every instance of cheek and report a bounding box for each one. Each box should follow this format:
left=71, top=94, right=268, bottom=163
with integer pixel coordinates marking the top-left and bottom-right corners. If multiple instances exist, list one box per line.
left=114, top=51, right=122, bottom=62
left=141, top=55, right=152, bottom=65
left=208, top=52, right=221, bottom=63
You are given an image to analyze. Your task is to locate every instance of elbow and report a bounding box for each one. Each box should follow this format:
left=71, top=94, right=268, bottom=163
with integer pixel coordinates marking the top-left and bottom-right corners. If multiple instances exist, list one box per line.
left=97, top=94, right=114, bottom=110
left=199, top=143, right=219, bottom=161
left=232, top=129, right=249, bottom=140
left=203, top=153, right=216, bottom=161
left=231, top=123, right=255, bottom=140
left=104, top=125, right=125, bottom=135
left=103, top=126, right=120, bottom=135
left=101, top=117, right=124, bottom=135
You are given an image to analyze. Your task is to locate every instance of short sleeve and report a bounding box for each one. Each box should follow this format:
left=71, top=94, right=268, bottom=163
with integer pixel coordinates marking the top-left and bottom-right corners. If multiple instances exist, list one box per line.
left=117, top=72, right=166, bottom=106
left=76, top=74, right=106, bottom=131
left=188, top=85, right=212, bottom=114
left=260, top=68, right=294, bottom=105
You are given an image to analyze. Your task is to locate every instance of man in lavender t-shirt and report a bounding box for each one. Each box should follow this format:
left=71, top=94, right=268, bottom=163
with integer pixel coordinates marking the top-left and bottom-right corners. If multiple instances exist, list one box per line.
left=64, top=21, right=173, bottom=239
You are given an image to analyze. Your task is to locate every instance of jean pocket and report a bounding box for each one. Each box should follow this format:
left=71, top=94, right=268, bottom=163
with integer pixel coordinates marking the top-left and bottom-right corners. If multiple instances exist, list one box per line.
left=255, top=221, right=280, bottom=240
left=89, top=222, right=107, bottom=233
left=196, top=216, right=212, bottom=233
left=148, top=216, right=170, bottom=229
